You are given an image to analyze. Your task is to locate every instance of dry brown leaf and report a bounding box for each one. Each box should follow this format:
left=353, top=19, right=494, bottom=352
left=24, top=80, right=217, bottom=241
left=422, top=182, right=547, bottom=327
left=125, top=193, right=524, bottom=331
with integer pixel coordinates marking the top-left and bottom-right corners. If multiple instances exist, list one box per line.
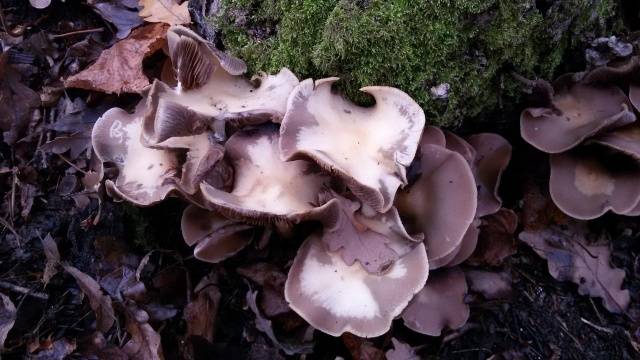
left=139, top=0, right=190, bottom=25
left=28, top=338, right=76, bottom=360
left=64, top=23, right=168, bottom=94
left=63, top=265, right=116, bottom=332
left=0, top=293, right=16, bottom=349
left=468, top=208, right=518, bottom=266
left=41, top=234, right=61, bottom=285
left=122, top=304, right=164, bottom=360
left=519, top=221, right=630, bottom=314
left=184, top=274, right=220, bottom=343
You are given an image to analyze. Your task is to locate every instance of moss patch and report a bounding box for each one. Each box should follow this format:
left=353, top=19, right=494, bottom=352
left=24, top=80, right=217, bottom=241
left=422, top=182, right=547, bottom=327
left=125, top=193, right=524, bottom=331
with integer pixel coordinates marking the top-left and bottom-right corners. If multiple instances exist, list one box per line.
left=212, top=0, right=621, bottom=126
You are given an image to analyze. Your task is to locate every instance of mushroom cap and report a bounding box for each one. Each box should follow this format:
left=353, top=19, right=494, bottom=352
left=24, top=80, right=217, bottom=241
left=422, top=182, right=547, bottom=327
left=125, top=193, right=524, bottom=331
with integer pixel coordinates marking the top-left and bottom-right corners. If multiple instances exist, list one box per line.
left=181, top=205, right=253, bottom=263
left=444, top=131, right=476, bottom=164
left=167, top=25, right=247, bottom=89
left=92, top=104, right=179, bottom=206
left=520, top=82, right=635, bottom=153
left=549, top=146, right=640, bottom=219
left=143, top=65, right=299, bottom=145
left=199, top=126, right=331, bottom=223
left=151, top=133, right=226, bottom=194
left=280, top=78, right=425, bottom=213
left=401, top=267, right=469, bottom=336
left=308, top=192, right=422, bottom=274
left=467, top=133, right=512, bottom=217
left=421, top=126, right=446, bottom=147
left=444, top=220, right=481, bottom=268
left=285, top=233, right=428, bottom=338
left=396, top=143, right=477, bottom=270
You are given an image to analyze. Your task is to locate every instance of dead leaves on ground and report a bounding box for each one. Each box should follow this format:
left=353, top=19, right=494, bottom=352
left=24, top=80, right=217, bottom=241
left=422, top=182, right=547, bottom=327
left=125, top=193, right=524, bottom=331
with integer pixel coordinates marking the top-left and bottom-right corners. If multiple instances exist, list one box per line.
left=64, top=23, right=169, bottom=94
left=519, top=183, right=630, bottom=314
left=139, top=0, right=191, bottom=25
left=0, top=293, right=16, bottom=349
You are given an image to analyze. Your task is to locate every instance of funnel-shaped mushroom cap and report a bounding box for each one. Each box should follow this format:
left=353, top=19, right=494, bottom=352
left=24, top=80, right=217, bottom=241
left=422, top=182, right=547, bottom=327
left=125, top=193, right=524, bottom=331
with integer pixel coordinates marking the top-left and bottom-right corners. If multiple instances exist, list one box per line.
left=549, top=147, right=640, bottom=220
left=200, top=126, right=331, bottom=223
left=167, top=25, right=247, bottom=89
left=144, top=64, right=299, bottom=145
left=521, top=82, right=635, bottom=153
left=181, top=205, right=253, bottom=263
left=280, top=78, right=425, bottom=212
left=309, top=192, right=422, bottom=274
left=401, top=267, right=469, bottom=336
left=92, top=104, right=179, bottom=206
left=467, top=133, right=512, bottom=217
left=396, top=143, right=477, bottom=269
left=285, top=233, right=428, bottom=338
left=422, top=126, right=446, bottom=147
left=444, top=131, right=476, bottom=164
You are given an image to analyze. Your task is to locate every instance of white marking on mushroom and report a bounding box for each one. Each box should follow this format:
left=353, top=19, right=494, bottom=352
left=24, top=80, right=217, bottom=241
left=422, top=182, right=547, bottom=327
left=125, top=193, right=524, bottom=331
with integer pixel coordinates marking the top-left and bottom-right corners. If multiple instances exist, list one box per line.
left=574, top=161, right=615, bottom=196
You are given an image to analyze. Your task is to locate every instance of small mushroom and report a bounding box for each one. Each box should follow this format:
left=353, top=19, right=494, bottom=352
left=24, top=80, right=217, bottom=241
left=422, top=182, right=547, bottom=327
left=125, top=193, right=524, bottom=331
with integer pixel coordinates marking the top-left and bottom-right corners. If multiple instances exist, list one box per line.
left=396, top=140, right=477, bottom=269
left=280, top=78, right=425, bottom=212
left=143, top=26, right=299, bottom=145
left=520, top=80, right=635, bottom=153
left=284, top=233, right=428, bottom=338
left=181, top=205, right=254, bottom=263
left=549, top=145, right=640, bottom=219
left=92, top=102, right=180, bottom=206
left=401, top=267, right=469, bottom=336
left=199, top=126, right=331, bottom=223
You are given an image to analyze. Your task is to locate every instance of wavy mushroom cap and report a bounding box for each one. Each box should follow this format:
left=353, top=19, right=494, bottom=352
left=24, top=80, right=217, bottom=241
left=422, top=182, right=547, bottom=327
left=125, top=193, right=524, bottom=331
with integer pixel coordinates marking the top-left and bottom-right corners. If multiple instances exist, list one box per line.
left=444, top=131, right=476, bottom=164
left=167, top=25, right=247, bottom=89
left=549, top=144, right=640, bottom=220
left=280, top=78, right=425, bottom=213
left=444, top=220, right=481, bottom=268
left=308, top=192, right=422, bottom=274
left=582, top=57, right=640, bottom=112
left=199, top=126, right=331, bottom=223
left=181, top=205, right=254, bottom=263
left=396, top=142, right=477, bottom=269
left=92, top=104, right=179, bottom=206
left=421, top=126, right=447, bottom=147
left=467, top=133, right=512, bottom=217
left=285, top=233, right=428, bottom=338
left=143, top=26, right=298, bottom=144
left=401, top=267, right=469, bottom=336
left=520, top=81, right=635, bottom=153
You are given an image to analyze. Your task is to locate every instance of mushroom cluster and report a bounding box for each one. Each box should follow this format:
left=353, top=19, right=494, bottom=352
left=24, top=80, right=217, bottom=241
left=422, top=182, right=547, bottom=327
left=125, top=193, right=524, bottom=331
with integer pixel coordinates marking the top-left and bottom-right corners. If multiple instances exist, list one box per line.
left=520, top=57, right=640, bottom=219
left=92, top=26, right=512, bottom=338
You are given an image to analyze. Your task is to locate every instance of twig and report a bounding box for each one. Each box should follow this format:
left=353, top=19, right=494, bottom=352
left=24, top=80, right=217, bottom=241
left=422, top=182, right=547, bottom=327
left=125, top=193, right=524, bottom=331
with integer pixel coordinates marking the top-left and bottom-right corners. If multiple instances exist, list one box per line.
left=580, top=317, right=613, bottom=335
left=51, top=27, right=104, bottom=39
left=56, top=154, right=87, bottom=174
left=0, top=216, right=20, bottom=242
left=0, top=281, right=48, bottom=300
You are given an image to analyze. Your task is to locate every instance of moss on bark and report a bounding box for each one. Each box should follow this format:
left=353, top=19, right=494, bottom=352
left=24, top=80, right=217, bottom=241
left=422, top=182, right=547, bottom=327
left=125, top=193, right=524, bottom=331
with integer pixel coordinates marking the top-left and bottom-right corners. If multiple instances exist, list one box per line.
left=211, top=0, right=621, bottom=126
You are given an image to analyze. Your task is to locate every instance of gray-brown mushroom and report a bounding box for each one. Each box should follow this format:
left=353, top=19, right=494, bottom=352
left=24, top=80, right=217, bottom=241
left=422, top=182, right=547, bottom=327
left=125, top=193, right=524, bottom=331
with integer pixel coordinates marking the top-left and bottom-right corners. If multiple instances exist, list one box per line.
left=280, top=77, right=425, bottom=213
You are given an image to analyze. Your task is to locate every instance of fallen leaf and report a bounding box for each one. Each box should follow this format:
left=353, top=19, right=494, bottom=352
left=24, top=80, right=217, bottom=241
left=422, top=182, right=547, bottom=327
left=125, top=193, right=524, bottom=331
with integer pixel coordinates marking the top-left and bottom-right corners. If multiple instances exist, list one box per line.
left=28, top=338, right=76, bottom=360
left=519, top=181, right=630, bottom=314
left=0, top=53, right=40, bottom=144
left=342, top=333, right=385, bottom=360
left=184, top=273, right=220, bottom=343
left=63, top=265, right=116, bottom=332
left=41, top=234, right=60, bottom=285
left=122, top=303, right=164, bottom=360
left=0, top=293, right=16, bottom=349
left=465, top=270, right=512, bottom=300
left=238, top=263, right=290, bottom=318
left=385, top=338, right=420, bottom=360
left=246, top=290, right=313, bottom=356
left=139, top=0, right=191, bottom=25
left=468, top=208, right=518, bottom=266
left=64, top=22, right=168, bottom=94
left=519, top=221, right=630, bottom=314
left=88, top=0, right=144, bottom=39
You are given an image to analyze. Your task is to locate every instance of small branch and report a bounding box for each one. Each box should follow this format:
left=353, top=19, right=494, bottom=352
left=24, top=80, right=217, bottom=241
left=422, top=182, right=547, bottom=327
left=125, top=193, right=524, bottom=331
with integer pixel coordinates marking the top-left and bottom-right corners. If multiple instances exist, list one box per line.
left=51, top=27, right=104, bottom=40
left=580, top=317, right=613, bottom=335
left=0, top=281, right=48, bottom=300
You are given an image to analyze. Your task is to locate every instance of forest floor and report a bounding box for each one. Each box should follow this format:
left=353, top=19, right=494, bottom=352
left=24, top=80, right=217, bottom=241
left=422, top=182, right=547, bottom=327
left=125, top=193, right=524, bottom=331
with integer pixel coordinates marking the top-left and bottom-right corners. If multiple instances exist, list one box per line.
left=1, top=1, right=639, bottom=359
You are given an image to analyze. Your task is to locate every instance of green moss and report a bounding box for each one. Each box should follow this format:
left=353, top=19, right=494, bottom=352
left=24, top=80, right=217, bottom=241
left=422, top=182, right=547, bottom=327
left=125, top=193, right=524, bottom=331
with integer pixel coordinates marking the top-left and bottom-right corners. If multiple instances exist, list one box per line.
left=212, top=0, right=621, bottom=126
